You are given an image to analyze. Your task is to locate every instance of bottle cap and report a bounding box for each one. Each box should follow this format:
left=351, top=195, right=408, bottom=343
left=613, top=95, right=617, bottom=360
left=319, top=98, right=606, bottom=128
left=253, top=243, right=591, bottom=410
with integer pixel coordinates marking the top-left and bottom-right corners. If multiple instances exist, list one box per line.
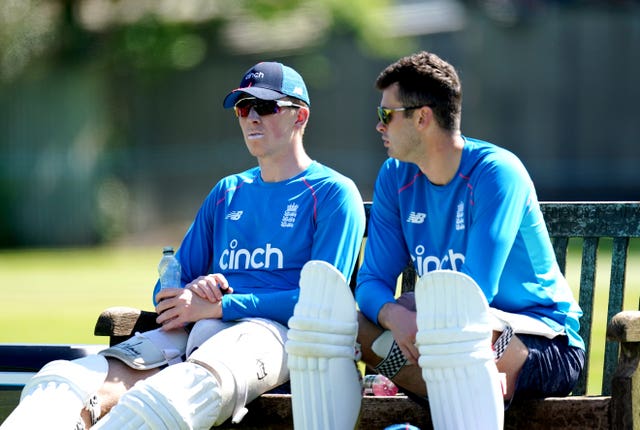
left=384, top=425, right=421, bottom=430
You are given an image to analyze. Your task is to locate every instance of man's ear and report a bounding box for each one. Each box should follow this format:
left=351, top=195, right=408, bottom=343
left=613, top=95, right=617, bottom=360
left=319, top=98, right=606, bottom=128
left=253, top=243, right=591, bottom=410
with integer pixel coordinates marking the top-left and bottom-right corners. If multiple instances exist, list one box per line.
left=295, top=107, right=310, bottom=126
left=416, top=106, right=432, bottom=129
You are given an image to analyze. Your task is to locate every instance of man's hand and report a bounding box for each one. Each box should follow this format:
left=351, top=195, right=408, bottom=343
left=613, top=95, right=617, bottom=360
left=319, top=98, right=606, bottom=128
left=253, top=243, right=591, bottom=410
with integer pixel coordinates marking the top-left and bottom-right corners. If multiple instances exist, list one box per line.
left=186, top=274, right=233, bottom=303
left=378, top=301, right=419, bottom=364
left=155, top=287, right=222, bottom=330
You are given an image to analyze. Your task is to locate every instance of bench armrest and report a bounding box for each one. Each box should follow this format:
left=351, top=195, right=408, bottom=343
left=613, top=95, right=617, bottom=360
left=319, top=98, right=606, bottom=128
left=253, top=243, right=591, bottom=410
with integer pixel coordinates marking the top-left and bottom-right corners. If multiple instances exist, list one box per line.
left=606, top=310, right=640, bottom=428
left=607, top=310, right=640, bottom=343
left=94, top=306, right=160, bottom=346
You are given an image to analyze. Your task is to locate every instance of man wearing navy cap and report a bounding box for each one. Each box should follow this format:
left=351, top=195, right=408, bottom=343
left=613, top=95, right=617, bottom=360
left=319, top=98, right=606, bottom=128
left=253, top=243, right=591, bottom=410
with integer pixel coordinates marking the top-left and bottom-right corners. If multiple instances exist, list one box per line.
left=223, top=61, right=310, bottom=107
left=3, top=62, right=365, bottom=429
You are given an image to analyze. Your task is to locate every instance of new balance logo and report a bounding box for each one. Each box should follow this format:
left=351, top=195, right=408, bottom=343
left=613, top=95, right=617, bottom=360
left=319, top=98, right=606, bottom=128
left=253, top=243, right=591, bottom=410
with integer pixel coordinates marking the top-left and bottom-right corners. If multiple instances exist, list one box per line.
left=407, top=212, right=426, bottom=224
left=226, top=211, right=243, bottom=221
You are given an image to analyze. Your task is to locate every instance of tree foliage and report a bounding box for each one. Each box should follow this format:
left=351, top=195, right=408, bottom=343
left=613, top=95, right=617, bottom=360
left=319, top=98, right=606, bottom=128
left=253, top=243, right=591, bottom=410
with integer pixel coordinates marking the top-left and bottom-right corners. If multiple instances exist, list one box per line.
left=0, top=0, right=410, bottom=83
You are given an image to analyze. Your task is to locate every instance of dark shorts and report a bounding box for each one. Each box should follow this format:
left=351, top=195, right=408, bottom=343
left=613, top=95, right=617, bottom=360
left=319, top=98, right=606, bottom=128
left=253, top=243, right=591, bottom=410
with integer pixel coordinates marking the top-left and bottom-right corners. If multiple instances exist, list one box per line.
left=512, top=334, right=585, bottom=400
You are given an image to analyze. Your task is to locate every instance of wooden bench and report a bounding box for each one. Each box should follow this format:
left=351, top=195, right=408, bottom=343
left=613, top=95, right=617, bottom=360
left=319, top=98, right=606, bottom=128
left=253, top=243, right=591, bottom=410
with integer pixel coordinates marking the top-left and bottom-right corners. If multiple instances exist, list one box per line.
left=93, top=201, right=640, bottom=429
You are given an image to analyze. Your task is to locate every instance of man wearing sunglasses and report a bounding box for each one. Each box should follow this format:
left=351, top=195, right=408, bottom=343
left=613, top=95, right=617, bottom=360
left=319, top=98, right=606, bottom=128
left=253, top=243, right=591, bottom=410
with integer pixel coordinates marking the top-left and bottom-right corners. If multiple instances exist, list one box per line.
left=351, top=52, right=585, bottom=428
left=3, top=62, right=365, bottom=429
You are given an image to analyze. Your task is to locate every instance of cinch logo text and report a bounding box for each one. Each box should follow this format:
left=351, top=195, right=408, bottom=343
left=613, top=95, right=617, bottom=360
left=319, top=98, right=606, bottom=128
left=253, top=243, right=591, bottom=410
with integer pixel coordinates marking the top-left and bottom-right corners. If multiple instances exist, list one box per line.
left=245, top=72, right=265, bottom=80
left=219, top=239, right=284, bottom=270
left=411, top=245, right=465, bottom=276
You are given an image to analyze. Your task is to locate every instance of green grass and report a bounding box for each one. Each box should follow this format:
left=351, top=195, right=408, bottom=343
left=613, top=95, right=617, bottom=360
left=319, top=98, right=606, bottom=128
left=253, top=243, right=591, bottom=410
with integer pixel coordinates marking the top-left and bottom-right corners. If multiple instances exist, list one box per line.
left=0, top=239, right=639, bottom=395
left=0, top=246, right=158, bottom=345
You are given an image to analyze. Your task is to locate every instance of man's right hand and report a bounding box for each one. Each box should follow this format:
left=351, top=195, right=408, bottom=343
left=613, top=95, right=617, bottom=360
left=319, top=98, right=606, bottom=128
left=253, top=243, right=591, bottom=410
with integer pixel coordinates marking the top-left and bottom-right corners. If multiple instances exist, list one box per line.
left=155, top=288, right=223, bottom=330
left=378, top=301, right=419, bottom=364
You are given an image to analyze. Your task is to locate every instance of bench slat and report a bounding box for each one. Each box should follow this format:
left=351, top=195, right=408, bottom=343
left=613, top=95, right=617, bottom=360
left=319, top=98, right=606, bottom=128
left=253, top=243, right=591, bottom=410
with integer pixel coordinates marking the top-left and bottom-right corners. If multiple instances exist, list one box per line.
left=551, top=236, right=569, bottom=275
left=601, top=237, right=629, bottom=395
left=572, top=237, right=598, bottom=395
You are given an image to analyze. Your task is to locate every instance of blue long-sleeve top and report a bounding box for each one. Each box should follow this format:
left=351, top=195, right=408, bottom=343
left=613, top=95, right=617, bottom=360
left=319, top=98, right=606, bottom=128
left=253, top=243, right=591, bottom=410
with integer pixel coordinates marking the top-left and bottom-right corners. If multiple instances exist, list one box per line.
left=152, top=161, right=366, bottom=327
left=356, top=137, right=584, bottom=350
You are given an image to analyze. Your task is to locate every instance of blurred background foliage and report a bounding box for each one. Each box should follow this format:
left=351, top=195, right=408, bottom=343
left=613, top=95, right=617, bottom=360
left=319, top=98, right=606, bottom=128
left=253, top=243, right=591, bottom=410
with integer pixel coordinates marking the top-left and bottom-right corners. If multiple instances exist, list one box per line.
left=0, top=0, right=638, bottom=247
left=0, top=0, right=404, bottom=82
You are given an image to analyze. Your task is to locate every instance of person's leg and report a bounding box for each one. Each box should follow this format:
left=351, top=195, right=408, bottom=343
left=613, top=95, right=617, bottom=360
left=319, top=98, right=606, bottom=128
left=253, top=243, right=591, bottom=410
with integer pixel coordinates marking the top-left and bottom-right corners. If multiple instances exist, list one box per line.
left=1, top=355, right=108, bottom=430
left=510, top=334, right=585, bottom=401
left=79, top=359, right=159, bottom=427
left=357, top=312, right=427, bottom=397
left=185, top=318, right=234, bottom=357
left=2, top=325, right=189, bottom=429
left=492, top=332, right=528, bottom=401
left=188, top=318, right=290, bottom=425
left=91, top=361, right=220, bottom=430
left=94, top=318, right=289, bottom=429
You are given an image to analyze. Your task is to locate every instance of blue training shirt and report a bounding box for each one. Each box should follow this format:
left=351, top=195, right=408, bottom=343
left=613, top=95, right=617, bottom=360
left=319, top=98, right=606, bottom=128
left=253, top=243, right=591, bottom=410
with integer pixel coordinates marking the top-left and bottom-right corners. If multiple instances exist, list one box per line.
left=153, top=161, right=366, bottom=327
left=356, top=137, right=584, bottom=350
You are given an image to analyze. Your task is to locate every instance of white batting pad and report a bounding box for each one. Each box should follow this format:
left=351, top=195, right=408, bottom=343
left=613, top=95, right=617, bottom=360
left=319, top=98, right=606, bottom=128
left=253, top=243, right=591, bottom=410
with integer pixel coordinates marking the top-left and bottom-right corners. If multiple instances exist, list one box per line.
left=185, top=318, right=233, bottom=357
left=286, top=260, right=361, bottom=430
left=188, top=318, right=289, bottom=425
left=415, top=270, right=503, bottom=430
left=92, top=361, right=221, bottom=430
left=1, top=355, right=108, bottom=430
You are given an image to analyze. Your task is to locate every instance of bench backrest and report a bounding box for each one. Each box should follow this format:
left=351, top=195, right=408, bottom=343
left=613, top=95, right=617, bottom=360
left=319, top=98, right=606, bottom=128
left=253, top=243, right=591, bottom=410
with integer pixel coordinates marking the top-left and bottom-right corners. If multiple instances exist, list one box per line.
left=350, top=201, right=640, bottom=396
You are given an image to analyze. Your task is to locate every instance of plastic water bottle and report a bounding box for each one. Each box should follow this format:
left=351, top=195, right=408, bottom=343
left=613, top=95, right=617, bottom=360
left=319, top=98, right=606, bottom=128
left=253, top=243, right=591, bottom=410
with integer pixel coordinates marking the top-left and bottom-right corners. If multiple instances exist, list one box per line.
left=158, top=246, right=181, bottom=289
left=362, top=374, right=399, bottom=396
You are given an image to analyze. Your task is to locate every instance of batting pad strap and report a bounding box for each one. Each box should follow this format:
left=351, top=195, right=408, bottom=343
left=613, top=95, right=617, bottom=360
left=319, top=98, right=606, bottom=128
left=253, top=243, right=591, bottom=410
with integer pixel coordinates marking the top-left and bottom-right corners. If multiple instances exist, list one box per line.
left=84, top=394, right=101, bottom=426
left=288, top=327, right=355, bottom=346
left=372, top=331, right=408, bottom=379
left=493, top=323, right=514, bottom=361
left=187, top=318, right=289, bottom=426
left=285, top=338, right=355, bottom=359
left=190, top=358, right=247, bottom=425
left=418, top=337, right=495, bottom=357
left=418, top=347, right=495, bottom=368
left=374, top=341, right=408, bottom=379
left=288, top=316, right=357, bottom=335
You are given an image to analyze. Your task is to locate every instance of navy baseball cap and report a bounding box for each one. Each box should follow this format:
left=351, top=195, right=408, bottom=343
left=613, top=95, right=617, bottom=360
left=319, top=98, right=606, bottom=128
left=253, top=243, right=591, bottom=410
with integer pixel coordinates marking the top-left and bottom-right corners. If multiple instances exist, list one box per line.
left=223, top=61, right=310, bottom=108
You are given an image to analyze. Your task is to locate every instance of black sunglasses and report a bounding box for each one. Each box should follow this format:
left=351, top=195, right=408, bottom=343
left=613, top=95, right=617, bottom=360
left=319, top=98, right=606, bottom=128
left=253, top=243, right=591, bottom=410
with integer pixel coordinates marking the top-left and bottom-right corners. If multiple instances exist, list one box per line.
left=234, top=98, right=305, bottom=118
left=377, top=105, right=423, bottom=125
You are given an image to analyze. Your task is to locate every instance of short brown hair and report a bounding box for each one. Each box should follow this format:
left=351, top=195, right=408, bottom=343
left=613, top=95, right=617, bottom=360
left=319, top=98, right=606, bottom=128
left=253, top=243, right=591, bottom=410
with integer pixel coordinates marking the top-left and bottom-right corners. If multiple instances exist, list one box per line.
left=376, top=51, right=462, bottom=131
